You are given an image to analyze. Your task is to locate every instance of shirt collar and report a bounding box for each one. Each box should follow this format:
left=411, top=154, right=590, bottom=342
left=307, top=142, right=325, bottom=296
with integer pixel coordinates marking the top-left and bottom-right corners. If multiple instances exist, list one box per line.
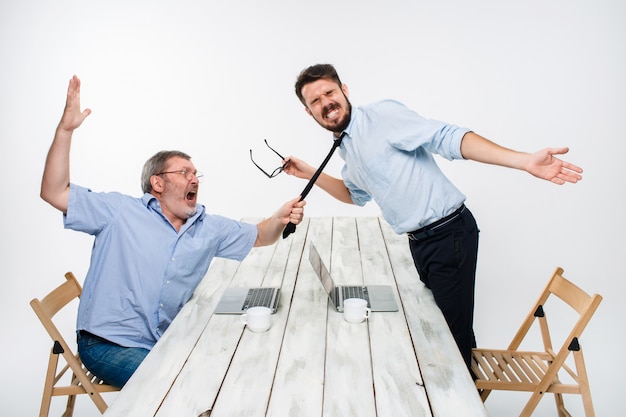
left=339, top=106, right=360, bottom=142
left=142, top=192, right=158, bottom=207
left=142, top=192, right=206, bottom=223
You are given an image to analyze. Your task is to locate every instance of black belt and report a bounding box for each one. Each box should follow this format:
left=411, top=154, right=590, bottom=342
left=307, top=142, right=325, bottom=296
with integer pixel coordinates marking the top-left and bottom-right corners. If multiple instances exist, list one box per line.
left=407, top=204, right=466, bottom=241
left=79, top=330, right=112, bottom=344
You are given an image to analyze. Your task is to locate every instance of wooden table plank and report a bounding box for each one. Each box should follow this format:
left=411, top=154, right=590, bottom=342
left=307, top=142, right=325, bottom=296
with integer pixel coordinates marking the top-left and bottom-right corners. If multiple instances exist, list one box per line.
left=105, top=217, right=488, bottom=417
left=379, top=221, right=488, bottom=417
left=266, top=217, right=331, bottom=417
left=324, top=217, right=376, bottom=417
left=153, top=219, right=309, bottom=417
left=208, top=218, right=309, bottom=417
left=356, top=217, right=431, bottom=417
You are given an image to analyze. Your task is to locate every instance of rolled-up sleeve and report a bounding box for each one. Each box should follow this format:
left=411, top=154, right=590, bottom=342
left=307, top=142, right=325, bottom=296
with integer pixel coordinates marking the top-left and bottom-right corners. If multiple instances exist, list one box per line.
left=382, top=100, right=469, bottom=161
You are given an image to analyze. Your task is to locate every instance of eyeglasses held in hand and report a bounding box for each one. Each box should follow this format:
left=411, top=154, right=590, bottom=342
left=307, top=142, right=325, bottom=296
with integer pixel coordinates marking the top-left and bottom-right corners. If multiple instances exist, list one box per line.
left=249, top=139, right=290, bottom=178
left=155, top=169, right=204, bottom=182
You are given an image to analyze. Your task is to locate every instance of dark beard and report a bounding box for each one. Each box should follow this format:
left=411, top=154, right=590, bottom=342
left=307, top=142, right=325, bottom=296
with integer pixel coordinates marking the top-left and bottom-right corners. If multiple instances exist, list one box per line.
left=330, top=95, right=352, bottom=133
left=319, top=92, right=352, bottom=134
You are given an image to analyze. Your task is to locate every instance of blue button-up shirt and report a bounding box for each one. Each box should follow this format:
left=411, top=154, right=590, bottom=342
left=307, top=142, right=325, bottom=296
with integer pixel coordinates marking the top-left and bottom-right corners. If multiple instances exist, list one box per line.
left=339, top=100, right=470, bottom=234
left=64, top=184, right=257, bottom=349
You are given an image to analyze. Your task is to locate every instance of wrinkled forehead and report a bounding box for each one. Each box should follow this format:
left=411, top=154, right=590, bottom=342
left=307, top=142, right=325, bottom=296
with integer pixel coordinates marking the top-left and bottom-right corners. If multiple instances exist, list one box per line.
left=165, top=156, right=195, bottom=170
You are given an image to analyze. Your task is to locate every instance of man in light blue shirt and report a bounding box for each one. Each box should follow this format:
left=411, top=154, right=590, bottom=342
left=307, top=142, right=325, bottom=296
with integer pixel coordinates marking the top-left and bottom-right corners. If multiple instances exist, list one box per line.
left=40, top=75, right=306, bottom=387
left=284, top=64, right=582, bottom=373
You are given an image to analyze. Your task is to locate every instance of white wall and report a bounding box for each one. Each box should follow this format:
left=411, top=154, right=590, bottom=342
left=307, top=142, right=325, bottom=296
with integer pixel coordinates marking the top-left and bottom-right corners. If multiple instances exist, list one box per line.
left=1, top=1, right=623, bottom=415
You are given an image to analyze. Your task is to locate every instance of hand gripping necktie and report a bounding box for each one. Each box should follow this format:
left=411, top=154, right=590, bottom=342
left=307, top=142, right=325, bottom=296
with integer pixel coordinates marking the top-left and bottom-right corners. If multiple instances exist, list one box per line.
left=282, top=133, right=345, bottom=239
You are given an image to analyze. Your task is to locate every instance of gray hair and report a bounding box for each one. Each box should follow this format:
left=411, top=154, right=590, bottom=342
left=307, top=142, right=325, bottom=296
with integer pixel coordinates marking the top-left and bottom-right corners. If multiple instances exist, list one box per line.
left=141, top=150, right=192, bottom=194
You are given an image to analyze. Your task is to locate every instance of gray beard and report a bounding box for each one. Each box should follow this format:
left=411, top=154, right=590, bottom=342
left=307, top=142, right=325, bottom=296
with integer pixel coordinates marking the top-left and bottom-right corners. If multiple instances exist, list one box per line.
left=184, top=206, right=197, bottom=219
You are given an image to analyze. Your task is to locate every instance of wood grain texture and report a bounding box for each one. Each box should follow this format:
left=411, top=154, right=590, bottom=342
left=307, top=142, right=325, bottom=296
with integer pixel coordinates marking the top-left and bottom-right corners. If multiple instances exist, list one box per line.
left=380, top=221, right=488, bottom=417
left=105, top=217, right=487, bottom=417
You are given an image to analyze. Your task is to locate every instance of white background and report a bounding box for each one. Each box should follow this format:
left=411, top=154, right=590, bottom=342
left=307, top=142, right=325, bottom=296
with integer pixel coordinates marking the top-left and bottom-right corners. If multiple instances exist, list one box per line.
left=1, top=0, right=624, bottom=415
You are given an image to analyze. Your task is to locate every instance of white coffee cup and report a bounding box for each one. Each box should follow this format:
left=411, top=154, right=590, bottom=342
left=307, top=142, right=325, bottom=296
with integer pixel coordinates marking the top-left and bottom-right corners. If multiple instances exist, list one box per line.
left=240, top=306, right=272, bottom=332
left=343, top=298, right=371, bottom=323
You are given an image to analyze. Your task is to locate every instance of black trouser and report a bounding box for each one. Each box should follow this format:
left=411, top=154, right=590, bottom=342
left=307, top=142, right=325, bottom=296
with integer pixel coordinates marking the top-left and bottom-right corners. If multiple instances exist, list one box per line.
left=408, top=205, right=479, bottom=371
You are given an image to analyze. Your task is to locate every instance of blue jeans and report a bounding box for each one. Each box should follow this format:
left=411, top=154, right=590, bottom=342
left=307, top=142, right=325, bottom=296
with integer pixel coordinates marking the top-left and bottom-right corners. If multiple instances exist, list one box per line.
left=77, top=331, right=149, bottom=388
left=408, top=206, right=479, bottom=371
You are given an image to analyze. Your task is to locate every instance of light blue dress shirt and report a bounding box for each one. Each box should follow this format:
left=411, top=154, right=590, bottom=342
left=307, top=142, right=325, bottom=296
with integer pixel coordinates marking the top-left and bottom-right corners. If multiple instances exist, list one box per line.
left=339, top=99, right=470, bottom=234
left=64, top=184, right=257, bottom=349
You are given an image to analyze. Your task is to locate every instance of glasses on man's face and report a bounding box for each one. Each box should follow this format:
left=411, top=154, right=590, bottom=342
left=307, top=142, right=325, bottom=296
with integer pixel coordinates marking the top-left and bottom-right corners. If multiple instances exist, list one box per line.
left=249, top=139, right=290, bottom=178
left=155, top=169, right=204, bottom=182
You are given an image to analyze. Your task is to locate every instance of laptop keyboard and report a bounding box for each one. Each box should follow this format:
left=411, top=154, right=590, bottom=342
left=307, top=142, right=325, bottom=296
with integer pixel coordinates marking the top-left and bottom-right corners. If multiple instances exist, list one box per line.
left=243, top=288, right=276, bottom=310
left=342, top=286, right=371, bottom=303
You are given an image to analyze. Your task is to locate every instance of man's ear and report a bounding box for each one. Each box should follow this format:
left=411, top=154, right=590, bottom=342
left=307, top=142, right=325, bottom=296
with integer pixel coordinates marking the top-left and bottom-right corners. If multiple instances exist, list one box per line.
left=150, top=175, right=164, bottom=193
left=342, top=83, right=349, bottom=98
left=305, top=106, right=313, bottom=117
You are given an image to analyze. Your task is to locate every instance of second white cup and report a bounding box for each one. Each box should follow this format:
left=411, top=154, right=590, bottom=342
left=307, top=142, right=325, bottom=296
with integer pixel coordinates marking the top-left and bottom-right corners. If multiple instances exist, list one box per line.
left=240, top=306, right=272, bottom=332
left=343, top=298, right=371, bottom=323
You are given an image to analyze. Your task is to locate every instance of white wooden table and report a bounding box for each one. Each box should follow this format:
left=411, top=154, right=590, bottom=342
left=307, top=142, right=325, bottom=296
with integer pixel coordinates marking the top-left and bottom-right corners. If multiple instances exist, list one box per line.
left=104, top=217, right=488, bottom=417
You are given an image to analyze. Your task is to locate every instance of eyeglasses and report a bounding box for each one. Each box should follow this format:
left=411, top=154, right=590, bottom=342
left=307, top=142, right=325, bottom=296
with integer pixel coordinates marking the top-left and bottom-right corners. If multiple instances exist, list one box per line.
left=249, top=139, right=290, bottom=178
left=155, top=169, right=204, bottom=182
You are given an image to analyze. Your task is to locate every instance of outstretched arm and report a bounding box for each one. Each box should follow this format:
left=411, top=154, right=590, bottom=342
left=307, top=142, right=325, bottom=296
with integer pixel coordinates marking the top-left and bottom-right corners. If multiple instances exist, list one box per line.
left=40, top=75, right=92, bottom=212
left=254, top=197, right=306, bottom=247
left=282, top=156, right=354, bottom=204
left=459, top=132, right=583, bottom=185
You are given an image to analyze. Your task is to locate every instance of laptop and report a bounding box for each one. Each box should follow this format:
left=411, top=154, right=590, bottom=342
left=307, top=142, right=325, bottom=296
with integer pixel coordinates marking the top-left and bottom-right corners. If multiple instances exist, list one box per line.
left=308, top=242, right=399, bottom=312
left=213, top=286, right=280, bottom=314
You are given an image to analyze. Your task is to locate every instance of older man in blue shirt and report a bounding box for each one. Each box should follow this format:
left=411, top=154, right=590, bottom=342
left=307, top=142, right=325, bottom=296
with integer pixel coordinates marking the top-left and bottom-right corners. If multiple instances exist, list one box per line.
left=284, top=64, right=582, bottom=374
left=41, top=75, right=306, bottom=388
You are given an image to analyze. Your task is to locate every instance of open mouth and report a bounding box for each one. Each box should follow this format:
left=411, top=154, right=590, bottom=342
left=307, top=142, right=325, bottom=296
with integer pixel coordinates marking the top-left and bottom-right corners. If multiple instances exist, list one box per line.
left=186, top=191, right=196, bottom=201
left=325, top=107, right=340, bottom=120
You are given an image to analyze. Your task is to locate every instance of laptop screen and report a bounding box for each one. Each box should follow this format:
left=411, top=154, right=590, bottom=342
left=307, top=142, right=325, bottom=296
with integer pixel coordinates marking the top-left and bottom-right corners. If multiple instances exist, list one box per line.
left=308, top=243, right=336, bottom=303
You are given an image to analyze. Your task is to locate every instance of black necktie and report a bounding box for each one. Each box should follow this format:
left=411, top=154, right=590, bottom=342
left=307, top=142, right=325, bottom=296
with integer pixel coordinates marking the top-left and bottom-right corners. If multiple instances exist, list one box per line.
left=282, top=133, right=345, bottom=239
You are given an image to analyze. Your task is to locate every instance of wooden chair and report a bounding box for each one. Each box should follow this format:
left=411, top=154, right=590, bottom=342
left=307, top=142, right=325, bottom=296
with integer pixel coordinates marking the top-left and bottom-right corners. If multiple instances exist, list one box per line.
left=471, top=267, right=602, bottom=417
left=30, top=272, right=119, bottom=417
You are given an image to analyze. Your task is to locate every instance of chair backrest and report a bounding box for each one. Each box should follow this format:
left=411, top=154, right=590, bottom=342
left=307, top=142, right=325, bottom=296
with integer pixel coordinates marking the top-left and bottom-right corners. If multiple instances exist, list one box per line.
left=31, top=272, right=117, bottom=416
left=507, top=267, right=602, bottom=354
left=30, top=272, right=82, bottom=344
left=472, top=267, right=602, bottom=416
